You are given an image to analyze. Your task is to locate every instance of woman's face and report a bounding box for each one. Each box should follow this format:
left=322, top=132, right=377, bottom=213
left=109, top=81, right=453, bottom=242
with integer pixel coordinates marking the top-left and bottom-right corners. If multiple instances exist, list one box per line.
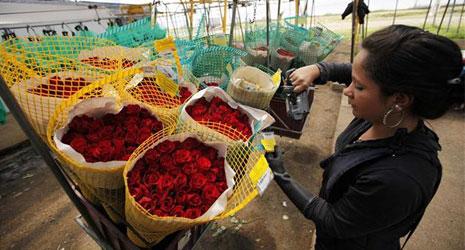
left=343, top=49, right=394, bottom=123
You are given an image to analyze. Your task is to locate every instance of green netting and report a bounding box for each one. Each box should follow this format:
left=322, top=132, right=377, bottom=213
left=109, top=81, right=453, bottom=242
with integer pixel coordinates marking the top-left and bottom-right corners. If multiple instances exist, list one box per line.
left=188, top=45, right=247, bottom=89
left=97, top=17, right=166, bottom=47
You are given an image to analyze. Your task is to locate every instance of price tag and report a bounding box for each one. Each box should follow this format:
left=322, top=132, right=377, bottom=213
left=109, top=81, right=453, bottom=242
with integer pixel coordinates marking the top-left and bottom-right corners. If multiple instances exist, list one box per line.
left=260, top=131, right=276, bottom=153
left=249, top=155, right=274, bottom=196
left=272, top=69, right=282, bottom=87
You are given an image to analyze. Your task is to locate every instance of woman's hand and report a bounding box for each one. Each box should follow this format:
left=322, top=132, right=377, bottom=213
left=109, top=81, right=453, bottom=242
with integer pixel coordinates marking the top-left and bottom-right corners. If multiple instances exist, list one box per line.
left=289, top=64, right=321, bottom=93
left=265, top=146, right=286, bottom=174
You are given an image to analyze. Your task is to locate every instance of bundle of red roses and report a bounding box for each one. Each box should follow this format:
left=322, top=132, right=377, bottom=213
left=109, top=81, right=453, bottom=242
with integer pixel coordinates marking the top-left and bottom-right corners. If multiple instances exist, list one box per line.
left=127, top=136, right=231, bottom=219
left=58, top=99, right=163, bottom=163
left=186, top=96, right=252, bottom=139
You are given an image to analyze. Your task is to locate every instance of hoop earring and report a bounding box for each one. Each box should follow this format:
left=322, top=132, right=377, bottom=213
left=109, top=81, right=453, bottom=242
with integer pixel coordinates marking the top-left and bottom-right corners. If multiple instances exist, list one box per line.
left=383, top=105, right=404, bottom=128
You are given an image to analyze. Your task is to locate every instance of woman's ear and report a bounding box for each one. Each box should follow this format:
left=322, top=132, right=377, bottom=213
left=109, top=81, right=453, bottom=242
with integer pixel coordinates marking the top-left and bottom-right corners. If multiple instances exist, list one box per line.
left=394, top=93, right=415, bottom=110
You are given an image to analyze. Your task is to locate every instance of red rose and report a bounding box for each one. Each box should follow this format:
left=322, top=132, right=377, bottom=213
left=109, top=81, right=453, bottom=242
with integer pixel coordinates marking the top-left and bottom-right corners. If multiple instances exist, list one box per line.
left=156, top=174, right=175, bottom=193
left=61, top=131, right=76, bottom=145
left=196, top=156, right=212, bottom=171
left=160, top=154, right=176, bottom=169
left=187, top=193, right=202, bottom=207
left=190, top=173, right=208, bottom=190
left=174, top=173, right=188, bottom=188
left=97, top=140, right=113, bottom=161
left=85, top=132, right=100, bottom=143
left=182, top=162, right=197, bottom=175
left=189, top=149, right=202, bottom=160
left=180, top=137, right=201, bottom=150
left=190, top=103, right=207, bottom=116
left=157, top=140, right=176, bottom=153
left=201, top=205, right=210, bottom=214
left=175, top=191, right=188, bottom=205
left=168, top=167, right=181, bottom=177
left=125, top=129, right=138, bottom=145
left=102, top=113, right=116, bottom=125
left=203, top=147, right=217, bottom=160
left=100, top=125, right=114, bottom=140
left=160, top=196, right=174, bottom=212
left=171, top=205, right=185, bottom=217
left=217, top=181, right=228, bottom=193
left=89, top=119, right=104, bottom=131
left=123, top=104, right=141, bottom=115
left=138, top=196, right=154, bottom=211
left=179, top=87, right=192, bottom=103
left=202, top=183, right=221, bottom=203
left=70, top=136, right=87, bottom=153
left=131, top=184, right=150, bottom=200
left=154, top=209, right=169, bottom=217
left=183, top=208, right=202, bottom=219
left=174, top=149, right=192, bottom=164
left=85, top=146, right=101, bottom=162
left=205, top=171, right=217, bottom=182
left=137, top=127, right=152, bottom=144
left=144, top=148, right=160, bottom=164
left=144, top=171, right=160, bottom=188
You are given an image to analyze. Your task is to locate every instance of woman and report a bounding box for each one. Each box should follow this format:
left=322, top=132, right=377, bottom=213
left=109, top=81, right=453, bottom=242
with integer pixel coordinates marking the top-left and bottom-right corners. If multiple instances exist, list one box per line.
left=266, top=25, right=464, bottom=249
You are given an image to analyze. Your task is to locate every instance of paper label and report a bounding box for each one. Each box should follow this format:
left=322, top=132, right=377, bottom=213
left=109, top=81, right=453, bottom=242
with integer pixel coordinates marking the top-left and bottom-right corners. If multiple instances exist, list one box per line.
left=249, top=154, right=273, bottom=195
left=272, top=69, right=282, bottom=87
left=260, top=131, right=276, bottom=152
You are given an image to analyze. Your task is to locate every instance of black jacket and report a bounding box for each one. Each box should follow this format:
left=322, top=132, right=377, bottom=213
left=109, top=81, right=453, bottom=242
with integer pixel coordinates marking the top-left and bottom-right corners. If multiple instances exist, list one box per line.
left=271, top=63, right=442, bottom=250
left=311, top=118, right=442, bottom=250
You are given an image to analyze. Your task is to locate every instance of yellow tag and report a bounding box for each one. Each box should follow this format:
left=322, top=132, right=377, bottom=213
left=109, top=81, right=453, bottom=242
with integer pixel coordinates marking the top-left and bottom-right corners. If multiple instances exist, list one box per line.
left=272, top=69, right=282, bottom=87
left=155, top=71, right=178, bottom=97
left=249, top=155, right=270, bottom=185
left=261, top=138, right=276, bottom=153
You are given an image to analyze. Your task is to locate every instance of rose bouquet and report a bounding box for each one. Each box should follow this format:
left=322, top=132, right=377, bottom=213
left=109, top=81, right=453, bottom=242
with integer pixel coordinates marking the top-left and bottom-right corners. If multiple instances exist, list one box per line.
left=54, top=97, right=163, bottom=167
left=78, top=46, right=148, bottom=70
left=52, top=97, right=164, bottom=215
left=124, top=133, right=234, bottom=246
left=10, top=71, right=99, bottom=136
left=180, top=87, right=275, bottom=141
left=270, top=47, right=295, bottom=72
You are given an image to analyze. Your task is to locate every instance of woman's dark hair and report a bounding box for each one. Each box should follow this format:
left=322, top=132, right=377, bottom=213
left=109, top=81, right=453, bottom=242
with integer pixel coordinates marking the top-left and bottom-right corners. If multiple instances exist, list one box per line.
left=361, top=24, right=464, bottom=119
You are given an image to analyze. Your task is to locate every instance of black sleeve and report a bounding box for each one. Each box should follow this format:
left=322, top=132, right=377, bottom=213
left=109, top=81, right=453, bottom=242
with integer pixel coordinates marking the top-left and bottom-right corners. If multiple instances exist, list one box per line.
left=314, top=62, right=352, bottom=86
left=301, top=169, right=423, bottom=239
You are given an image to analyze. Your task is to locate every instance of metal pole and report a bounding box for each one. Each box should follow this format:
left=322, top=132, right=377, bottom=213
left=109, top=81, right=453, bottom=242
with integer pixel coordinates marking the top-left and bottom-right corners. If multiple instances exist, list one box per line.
left=0, top=76, right=104, bottom=242
left=365, top=0, right=370, bottom=36
left=266, top=0, right=271, bottom=67
left=446, top=0, right=457, bottom=32
left=228, top=0, right=238, bottom=47
left=393, top=0, right=400, bottom=24
left=437, top=0, right=452, bottom=34
left=423, top=0, right=433, bottom=29
left=278, top=0, right=282, bottom=22
left=457, top=0, right=465, bottom=35
left=351, top=0, right=360, bottom=63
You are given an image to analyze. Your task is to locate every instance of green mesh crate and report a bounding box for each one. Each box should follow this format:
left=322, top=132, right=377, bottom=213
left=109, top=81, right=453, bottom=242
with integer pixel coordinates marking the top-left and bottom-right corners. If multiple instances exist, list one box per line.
left=188, top=46, right=247, bottom=89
